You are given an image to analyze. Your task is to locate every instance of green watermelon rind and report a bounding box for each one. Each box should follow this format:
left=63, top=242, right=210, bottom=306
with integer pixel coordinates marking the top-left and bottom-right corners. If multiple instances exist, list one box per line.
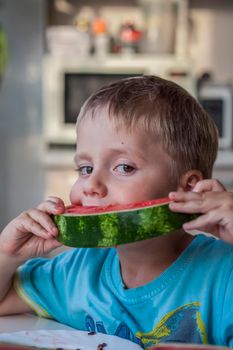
left=53, top=203, right=196, bottom=247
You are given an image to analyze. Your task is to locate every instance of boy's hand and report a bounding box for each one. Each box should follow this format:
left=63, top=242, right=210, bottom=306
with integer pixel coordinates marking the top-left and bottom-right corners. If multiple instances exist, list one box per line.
left=0, top=196, right=64, bottom=262
left=169, top=179, right=233, bottom=244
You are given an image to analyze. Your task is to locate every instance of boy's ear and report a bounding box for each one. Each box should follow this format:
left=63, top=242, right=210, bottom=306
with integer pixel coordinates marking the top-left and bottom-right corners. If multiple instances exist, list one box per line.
left=177, top=170, right=204, bottom=192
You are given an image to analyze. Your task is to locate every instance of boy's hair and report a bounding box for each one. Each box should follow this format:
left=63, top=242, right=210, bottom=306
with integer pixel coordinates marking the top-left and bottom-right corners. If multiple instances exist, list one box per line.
left=77, top=75, right=218, bottom=183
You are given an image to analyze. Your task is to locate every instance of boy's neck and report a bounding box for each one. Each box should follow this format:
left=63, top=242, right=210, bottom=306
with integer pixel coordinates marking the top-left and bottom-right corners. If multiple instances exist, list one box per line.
left=116, top=231, right=194, bottom=289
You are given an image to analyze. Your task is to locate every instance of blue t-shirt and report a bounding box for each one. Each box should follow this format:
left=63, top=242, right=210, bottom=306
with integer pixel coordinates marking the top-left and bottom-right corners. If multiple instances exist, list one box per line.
left=14, top=234, right=233, bottom=349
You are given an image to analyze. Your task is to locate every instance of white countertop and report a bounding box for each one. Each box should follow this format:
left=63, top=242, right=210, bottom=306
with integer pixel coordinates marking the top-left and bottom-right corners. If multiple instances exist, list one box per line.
left=0, top=314, right=142, bottom=350
left=0, top=313, right=73, bottom=333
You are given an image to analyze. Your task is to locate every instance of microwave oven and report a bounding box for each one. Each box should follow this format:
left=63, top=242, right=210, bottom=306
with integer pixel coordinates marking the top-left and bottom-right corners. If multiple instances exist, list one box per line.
left=199, top=84, right=233, bottom=149
left=42, top=55, right=196, bottom=147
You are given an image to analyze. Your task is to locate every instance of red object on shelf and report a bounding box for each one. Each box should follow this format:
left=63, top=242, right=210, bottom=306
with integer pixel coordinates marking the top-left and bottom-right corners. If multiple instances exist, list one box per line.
left=119, top=22, right=142, bottom=43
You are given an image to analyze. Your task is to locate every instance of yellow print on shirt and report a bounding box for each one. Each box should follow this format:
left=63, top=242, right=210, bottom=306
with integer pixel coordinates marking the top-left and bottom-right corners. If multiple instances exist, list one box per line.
left=136, top=302, right=207, bottom=349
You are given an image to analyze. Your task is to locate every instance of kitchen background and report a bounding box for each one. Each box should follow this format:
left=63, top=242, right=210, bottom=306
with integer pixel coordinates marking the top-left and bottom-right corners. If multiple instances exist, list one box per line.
left=0, top=0, right=233, bottom=230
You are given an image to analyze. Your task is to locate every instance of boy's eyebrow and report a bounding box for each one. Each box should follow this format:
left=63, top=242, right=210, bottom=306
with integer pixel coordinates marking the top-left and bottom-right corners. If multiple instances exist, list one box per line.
left=110, top=148, right=147, bottom=161
left=73, top=153, right=91, bottom=163
left=74, top=148, right=147, bottom=163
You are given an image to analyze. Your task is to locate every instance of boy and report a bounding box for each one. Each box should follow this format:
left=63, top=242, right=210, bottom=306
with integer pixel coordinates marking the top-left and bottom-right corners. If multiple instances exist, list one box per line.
left=0, top=75, right=233, bottom=349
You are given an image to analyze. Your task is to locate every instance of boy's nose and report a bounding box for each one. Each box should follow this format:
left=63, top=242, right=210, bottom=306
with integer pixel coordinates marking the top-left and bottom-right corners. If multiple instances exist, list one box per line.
left=83, top=175, right=107, bottom=198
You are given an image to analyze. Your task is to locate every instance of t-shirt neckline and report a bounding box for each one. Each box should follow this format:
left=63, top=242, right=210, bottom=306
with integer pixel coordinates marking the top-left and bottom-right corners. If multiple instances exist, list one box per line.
left=104, top=234, right=206, bottom=304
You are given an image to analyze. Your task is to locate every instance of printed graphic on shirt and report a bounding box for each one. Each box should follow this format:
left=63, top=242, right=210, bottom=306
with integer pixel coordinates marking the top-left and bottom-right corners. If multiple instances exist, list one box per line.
left=85, top=302, right=207, bottom=350
left=85, top=315, right=143, bottom=347
left=137, top=302, right=207, bottom=349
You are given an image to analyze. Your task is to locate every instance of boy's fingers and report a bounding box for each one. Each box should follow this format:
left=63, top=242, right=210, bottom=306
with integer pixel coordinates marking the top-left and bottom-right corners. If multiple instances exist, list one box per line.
left=193, top=179, right=226, bottom=193
left=18, top=209, right=57, bottom=238
left=37, top=199, right=65, bottom=214
left=169, top=179, right=226, bottom=204
left=17, top=213, right=53, bottom=239
left=169, top=192, right=207, bottom=213
left=47, top=196, right=65, bottom=206
left=44, top=239, right=63, bottom=252
left=169, top=191, right=231, bottom=214
left=183, top=208, right=233, bottom=235
left=169, top=191, right=205, bottom=203
left=169, top=201, right=201, bottom=213
left=27, top=209, right=58, bottom=236
left=182, top=211, right=219, bottom=232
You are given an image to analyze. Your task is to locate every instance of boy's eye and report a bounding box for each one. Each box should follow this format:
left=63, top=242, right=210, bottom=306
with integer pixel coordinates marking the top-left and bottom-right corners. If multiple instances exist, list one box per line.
left=114, top=164, right=135, bottom=174
left=77, top=166, right=93, bottom=176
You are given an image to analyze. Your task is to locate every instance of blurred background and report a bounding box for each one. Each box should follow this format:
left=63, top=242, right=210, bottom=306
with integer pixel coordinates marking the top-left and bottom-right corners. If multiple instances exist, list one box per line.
left=0, top=0, right=233, bottom=230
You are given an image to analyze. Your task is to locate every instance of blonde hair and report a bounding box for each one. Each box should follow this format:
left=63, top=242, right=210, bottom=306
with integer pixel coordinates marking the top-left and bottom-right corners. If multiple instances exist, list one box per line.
left=77, top=75, right=218, bottom=183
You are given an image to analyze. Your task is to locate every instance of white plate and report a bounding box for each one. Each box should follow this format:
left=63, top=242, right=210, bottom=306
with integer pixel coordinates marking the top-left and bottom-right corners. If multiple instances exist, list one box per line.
left=0, top=329, right=142, bottom=350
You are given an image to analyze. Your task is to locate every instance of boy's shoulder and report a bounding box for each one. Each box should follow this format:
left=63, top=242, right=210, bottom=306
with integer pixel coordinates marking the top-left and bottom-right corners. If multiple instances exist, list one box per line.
left=189, top=234, right=233, bottom=270
left=195, top=233, right=233, bottom=253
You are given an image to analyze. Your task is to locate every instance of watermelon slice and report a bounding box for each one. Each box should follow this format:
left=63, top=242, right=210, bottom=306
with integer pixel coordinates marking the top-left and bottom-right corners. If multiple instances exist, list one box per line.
left=53, top=198, right=196, bottom=247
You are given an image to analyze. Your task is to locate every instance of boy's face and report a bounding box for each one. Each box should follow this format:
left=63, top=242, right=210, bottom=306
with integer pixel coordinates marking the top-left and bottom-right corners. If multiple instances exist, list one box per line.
left=70, top=111, right=176, bottom=207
